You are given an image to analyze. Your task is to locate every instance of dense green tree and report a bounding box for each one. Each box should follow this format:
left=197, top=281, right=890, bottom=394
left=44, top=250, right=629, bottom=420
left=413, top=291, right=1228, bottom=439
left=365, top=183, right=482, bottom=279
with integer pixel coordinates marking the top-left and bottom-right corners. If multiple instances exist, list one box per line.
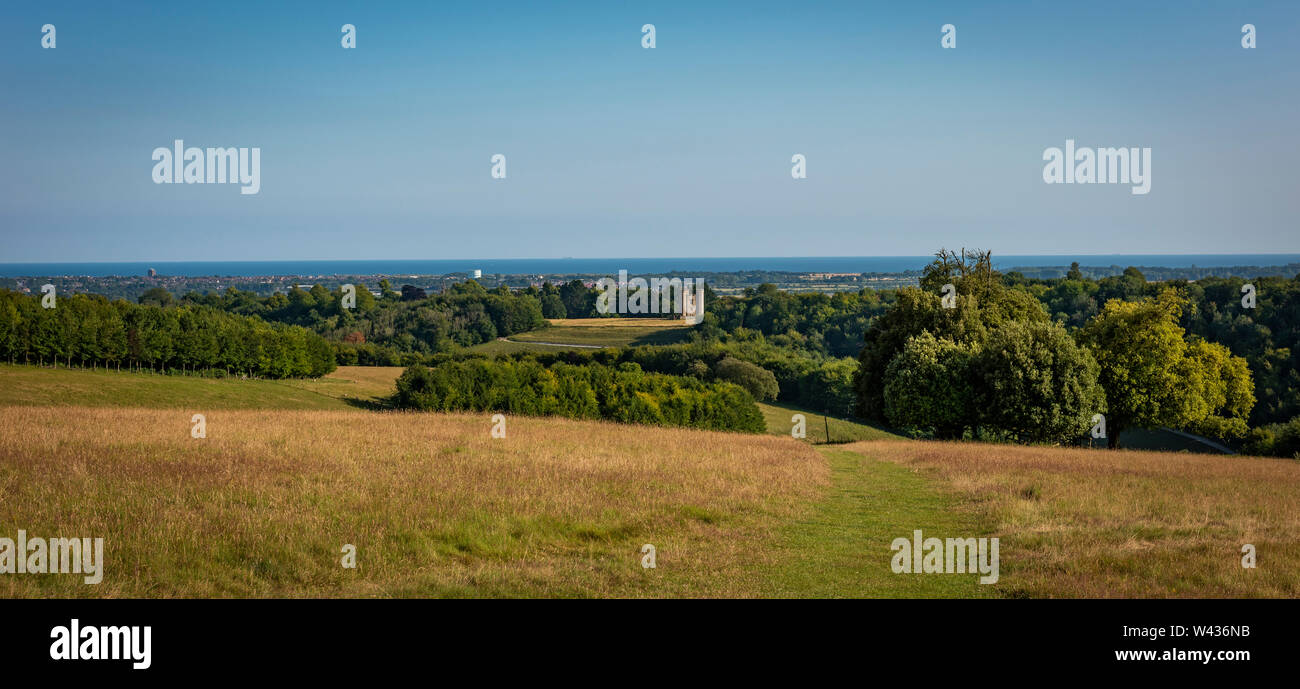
left=138, top=287, right=174, bottom=308
left=713, top=356, right=779, bottom=401
left=973, top=321, right=1105, bottom=444
left=1078, top=291, right=1253, bottom=447
left=882, top=332, right=977, bottom=439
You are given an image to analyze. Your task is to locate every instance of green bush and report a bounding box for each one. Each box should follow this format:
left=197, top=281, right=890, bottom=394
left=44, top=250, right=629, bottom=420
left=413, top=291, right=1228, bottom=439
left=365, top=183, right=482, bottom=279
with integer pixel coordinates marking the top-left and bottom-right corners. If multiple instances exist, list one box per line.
left=713, top=356, right=779, bottom=401
left=1244, top=417, right=1300, bottom=459
left=882, top=332, right=977, bottom=439
left=395, top=359, right=764, bottom=433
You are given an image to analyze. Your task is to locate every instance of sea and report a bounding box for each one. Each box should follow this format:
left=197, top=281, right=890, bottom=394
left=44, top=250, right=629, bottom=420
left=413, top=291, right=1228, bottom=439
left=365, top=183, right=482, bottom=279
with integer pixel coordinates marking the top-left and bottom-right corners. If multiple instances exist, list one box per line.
left=1, top=255, right=1298, bottom=278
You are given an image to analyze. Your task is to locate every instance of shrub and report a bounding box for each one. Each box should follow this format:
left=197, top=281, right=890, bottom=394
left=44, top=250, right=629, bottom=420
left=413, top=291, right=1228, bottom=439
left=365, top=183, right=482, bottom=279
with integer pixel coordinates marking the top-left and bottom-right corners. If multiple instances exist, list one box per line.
left=1244, top=417, right=1300, bottom=459
left=713, top=356, right=779, bottom=401
left=395, top=359, right=764, bottom=433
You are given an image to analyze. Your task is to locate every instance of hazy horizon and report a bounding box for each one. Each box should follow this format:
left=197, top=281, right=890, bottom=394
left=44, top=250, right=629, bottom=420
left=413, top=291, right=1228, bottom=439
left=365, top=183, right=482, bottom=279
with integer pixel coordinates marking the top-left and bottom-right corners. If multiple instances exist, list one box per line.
left=5, top=253, right=1300, bottom=279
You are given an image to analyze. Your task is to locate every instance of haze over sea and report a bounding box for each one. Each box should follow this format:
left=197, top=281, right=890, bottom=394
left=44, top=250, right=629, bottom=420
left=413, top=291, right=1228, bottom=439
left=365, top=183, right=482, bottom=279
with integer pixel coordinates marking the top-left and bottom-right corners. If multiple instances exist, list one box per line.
left=2, top=255, right=1299, bottom=279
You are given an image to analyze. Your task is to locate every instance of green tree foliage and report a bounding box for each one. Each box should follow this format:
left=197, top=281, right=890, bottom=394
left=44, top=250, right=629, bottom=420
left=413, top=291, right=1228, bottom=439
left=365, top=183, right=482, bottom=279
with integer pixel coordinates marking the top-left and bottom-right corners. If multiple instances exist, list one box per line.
left=394, top=359, right=764, bottom=432
left=1077, top=291, right=1253, bottom=447
left=0, top=289, right=334, bottom=378
left=973, top=321, right=1105, bottom=444
left=538, top=282, right=567, bottom=319
left=712, top=356, right=779, bottom=401
left=1243, top=416, right=1300, bottom=459
left=137, top=287, right=174, bottom=308
left=855, top=249, right=1048, bottom=422
left=705, top=285, right=888, bottom=358
left=1006, top=266, right=1297, bottom=433
left=182, top=280, right=548, bottom=361
left=882, top=332, right=977, bottom=439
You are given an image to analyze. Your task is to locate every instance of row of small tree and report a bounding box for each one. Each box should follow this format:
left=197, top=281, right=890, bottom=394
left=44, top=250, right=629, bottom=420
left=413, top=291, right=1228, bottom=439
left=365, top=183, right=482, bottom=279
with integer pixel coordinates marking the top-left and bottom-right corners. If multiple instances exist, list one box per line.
left=394, top=359, right=765, bottom=432
left=0, top=289, right=336, bottom=378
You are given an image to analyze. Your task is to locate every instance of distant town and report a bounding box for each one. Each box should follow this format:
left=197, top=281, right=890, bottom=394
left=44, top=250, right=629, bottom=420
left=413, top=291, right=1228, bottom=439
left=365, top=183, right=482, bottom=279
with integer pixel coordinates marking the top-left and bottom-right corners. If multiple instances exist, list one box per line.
left=2, top=261, right=1297, bottom=303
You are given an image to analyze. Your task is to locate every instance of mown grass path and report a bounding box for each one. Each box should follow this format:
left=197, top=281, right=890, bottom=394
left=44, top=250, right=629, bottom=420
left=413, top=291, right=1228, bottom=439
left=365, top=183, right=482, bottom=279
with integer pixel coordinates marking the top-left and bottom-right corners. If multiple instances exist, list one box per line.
left=755, top=447, right=998, bottom=598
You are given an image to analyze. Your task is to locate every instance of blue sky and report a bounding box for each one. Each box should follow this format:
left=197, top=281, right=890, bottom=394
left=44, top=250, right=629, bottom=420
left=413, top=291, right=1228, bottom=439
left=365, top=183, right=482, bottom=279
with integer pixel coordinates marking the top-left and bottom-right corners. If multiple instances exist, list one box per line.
left=2, top=1, right=1297, bottom=262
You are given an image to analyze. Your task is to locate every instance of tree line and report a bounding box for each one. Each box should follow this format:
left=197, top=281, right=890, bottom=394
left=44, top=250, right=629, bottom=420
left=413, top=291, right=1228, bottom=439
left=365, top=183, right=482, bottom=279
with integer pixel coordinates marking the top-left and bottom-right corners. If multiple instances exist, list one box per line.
left=853, top=250, right=1255, bottom=449
left=420, top=339, right=856, bottom=420
left=394, top=358, right=765, bottom=433
left=173, top=279, right=549, bottom=360
left=0, top=289, right=335, bottom=378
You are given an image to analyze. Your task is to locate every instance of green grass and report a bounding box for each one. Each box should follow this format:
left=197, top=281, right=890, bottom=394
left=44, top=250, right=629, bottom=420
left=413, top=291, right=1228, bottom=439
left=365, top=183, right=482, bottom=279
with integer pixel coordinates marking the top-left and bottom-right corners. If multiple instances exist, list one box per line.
left=756, top=401, right=901, bottom=444
left=0, top=363, right=354, bottom=410
left=755, top=448, right=998, bottom=597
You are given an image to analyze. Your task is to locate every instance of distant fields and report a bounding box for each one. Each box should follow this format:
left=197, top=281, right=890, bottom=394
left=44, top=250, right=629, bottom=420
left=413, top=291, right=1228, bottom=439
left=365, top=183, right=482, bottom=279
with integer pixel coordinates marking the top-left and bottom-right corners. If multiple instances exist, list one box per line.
left=3, top=363, right=1297, bottom=597
left=484, top=318, right=694, bottom=351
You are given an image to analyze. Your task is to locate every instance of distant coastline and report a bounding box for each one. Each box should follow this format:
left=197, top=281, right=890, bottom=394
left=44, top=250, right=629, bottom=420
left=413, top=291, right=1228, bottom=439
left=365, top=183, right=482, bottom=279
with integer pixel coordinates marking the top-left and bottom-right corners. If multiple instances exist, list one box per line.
left=2, top=255, right=1299, bottom=279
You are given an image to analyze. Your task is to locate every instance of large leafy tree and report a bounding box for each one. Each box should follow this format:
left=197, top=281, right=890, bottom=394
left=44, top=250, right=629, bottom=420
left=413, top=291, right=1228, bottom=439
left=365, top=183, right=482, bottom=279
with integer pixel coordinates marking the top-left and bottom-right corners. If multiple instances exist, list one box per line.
left=882, top=331, right=978, bottom=439
left=856, top=249, right=1047, bottom=422
left=1078, top=290, right=1253, bottom=447
left=973, top=320, right=1105, bottom=444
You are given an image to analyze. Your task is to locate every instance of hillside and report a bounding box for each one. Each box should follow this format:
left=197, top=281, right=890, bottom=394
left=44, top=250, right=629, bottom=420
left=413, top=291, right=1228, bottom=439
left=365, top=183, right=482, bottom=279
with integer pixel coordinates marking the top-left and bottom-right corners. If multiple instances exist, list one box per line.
left=2, top=364, right=1297, bottom=597
left=0, top=405, right=830, bottom=597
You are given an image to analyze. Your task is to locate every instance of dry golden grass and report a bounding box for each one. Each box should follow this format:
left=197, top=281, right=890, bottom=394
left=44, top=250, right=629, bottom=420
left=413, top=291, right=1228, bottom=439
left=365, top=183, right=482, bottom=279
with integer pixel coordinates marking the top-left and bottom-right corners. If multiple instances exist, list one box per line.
left=0, top=406, right=826, bottom=598
left=845, top=439, right=1300, bottom=597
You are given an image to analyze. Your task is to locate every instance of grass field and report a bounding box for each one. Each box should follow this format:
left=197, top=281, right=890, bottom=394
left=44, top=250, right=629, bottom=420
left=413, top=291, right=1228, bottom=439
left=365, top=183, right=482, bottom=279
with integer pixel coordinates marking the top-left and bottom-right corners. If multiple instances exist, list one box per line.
left=851, top=439, right=1300, bottom=597
left=0, top=405, right=830, bottom=597
left=505, top=318, right=693, bottom=348
left=756, top=401, right=901, bottom=444
left=0, top=363, right=396, bottom=411
left=3, top=363, right=1298, bottom=598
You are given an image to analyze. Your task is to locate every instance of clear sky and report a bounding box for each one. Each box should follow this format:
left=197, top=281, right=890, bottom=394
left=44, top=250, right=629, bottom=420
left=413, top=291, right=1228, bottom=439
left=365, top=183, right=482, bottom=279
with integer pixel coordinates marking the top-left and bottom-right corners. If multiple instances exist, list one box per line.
left=2, top=1, right=1297, bottom=262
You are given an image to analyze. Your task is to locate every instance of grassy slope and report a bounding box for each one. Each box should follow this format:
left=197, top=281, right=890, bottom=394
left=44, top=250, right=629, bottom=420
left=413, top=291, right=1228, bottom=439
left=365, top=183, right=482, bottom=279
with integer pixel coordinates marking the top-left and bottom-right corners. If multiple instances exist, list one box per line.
left=0, top=364, right=981, bottom=598
left=0, top=405, right=829, bottom=597
left=756, top=401, right=901, bottom=444
left=0, top=363, right=350, bottom=410
left=4, top=364, right=1297, bottom=597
